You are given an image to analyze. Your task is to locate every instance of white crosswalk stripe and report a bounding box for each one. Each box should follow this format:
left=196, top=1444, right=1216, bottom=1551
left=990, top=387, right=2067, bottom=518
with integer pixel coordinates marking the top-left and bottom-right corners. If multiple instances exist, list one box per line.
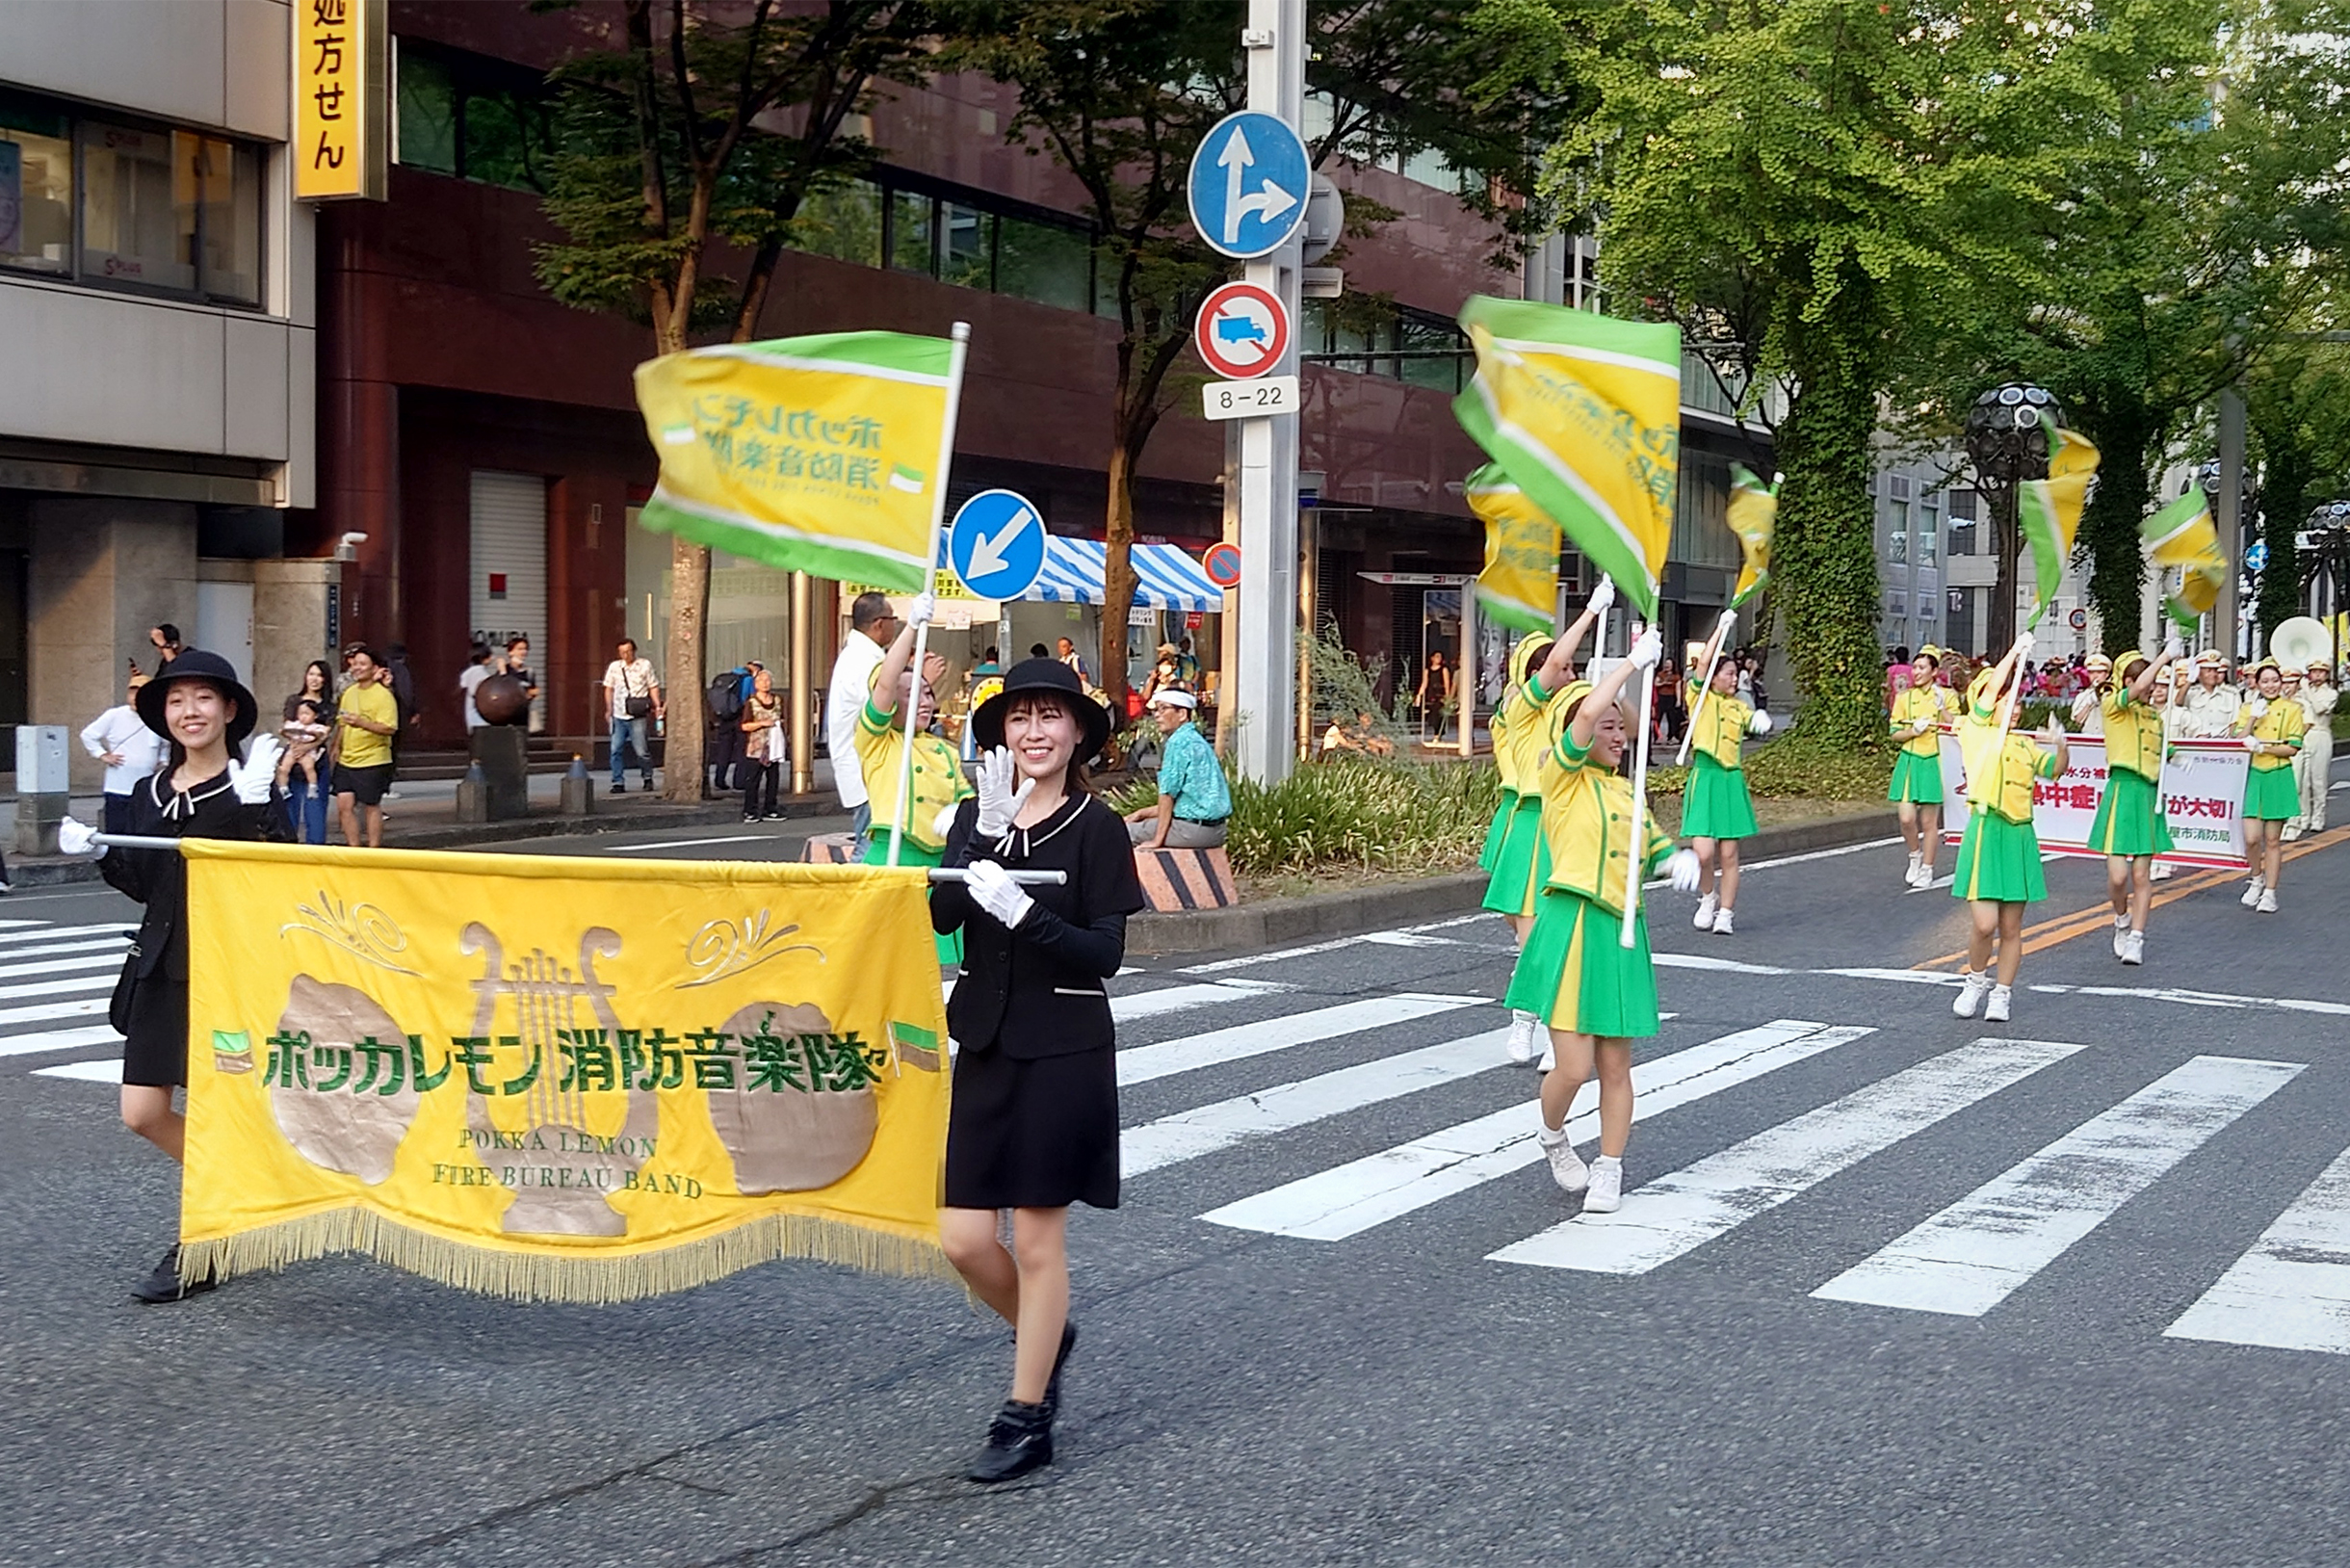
left=1116, top=993, right=1484, bottom=1088
left=1813, top=1056, right=2304, bottom=1316
left=6, top=1024, right=128, bottom=1058
left=2166, top=1143, right=2350, bottom=1355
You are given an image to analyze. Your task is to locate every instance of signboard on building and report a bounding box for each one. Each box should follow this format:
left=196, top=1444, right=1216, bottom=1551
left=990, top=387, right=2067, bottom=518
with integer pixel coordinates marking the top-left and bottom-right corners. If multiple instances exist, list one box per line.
left=295, top=0, right=389, bottom=201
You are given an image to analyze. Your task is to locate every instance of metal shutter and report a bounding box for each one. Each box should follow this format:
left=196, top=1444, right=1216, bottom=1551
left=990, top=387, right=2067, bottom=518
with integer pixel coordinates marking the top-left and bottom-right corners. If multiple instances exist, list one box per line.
left=469, top=471, right=548, bottom=729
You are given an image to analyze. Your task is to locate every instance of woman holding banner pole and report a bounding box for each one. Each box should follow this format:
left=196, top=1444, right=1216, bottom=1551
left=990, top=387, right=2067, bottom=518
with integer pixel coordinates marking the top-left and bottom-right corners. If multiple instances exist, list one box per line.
left=2087, top=640, right=2183, bottom=963
left=1950, top=638, right=2068, bottom=1023
left=1887, top=645, right=1952, bottom=888
left=53, top=650, right=288, bottom=1303
left=931, top=658, right=1146, bottom=1483
left=1681, top=612, right=1767, bottom=934
left=2235, top=658, right=2305, bottom=913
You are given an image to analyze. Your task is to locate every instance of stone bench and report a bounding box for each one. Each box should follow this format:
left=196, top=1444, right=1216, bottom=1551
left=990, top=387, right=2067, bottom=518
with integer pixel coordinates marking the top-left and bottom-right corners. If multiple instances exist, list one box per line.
left=801, top=831, right=861, bottom=864
left=1134, top=845, right=1240, bottom=911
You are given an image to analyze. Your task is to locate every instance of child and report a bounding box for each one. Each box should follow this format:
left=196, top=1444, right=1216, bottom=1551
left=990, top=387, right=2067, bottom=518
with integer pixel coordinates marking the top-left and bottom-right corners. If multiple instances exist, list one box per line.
left=1504, top=628, right=1699, bottom=1214
left=857, top=594, right=976, bottom=962
left=275, top=700, right=332, bottom=845
left=2087, top=640, right=2182, bottom=964
left=2235, top=658, right=2303, bottom=913
left=1683, top=614, right=1768, bottom=933
left=1887, top=645, right=1952, bottom=888
left=1950, top=639, right=2069, bottom=1023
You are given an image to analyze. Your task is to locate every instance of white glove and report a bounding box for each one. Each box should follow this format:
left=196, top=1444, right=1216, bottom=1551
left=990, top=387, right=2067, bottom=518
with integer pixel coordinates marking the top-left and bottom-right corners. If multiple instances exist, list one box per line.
left=906, top=590, right=937, bottom=629
left=1714, top=608, right=1738, bottom=640
left=1747, top=709, right=1772, bottom=736
left=1628, top=627, right=1663, bottom=671
left=1667, top=848, right=1702, bottom=893
left=964, top=858, right=1035, bottom=930
left=933, top=802, right=963, bottom=841
left=2162, top=636, right=2185, bottom=663
left=2013, top=632, right=2036, bottom=665
left=973, top=746, right=1035, bottom=838
left=230, top=734, right=283, bottom=805
left=1585, top=575, right=1616, bottom=620
left=2044, top=718, right=2066, bottom=744
left=56, top=816, right=103, bottom=858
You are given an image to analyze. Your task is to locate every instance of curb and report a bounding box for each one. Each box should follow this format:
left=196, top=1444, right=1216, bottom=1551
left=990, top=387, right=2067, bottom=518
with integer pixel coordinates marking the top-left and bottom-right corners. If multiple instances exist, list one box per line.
left=1125, top=807, right=1899, bottom=957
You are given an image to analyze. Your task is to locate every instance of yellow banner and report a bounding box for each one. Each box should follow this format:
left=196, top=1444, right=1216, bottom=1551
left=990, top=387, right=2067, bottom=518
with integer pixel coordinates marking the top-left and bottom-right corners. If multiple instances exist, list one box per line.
left=1467, top=463, right=1559, bottom=634
left=1727, top=463, right=1776, bottom=607
left=179, top=842, right=953, bottom=1302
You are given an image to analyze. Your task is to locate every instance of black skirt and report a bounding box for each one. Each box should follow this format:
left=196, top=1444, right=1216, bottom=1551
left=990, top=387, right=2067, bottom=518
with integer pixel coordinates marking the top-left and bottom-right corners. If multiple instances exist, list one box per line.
left=121, top=975, right=189, bottom=1089
left=945, top=1043, right=1120, bottom=1211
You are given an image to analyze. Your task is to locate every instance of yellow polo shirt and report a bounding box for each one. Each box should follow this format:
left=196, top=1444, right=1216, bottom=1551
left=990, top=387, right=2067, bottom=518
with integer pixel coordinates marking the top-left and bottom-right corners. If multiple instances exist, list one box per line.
left=337, top=679, right=398, bottom=770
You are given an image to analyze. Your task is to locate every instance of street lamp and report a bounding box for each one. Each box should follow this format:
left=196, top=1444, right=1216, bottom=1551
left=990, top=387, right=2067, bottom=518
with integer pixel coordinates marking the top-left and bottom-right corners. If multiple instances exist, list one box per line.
left=2305, top=500, right=2350, bottom=674
left=2202, top=461, right=2263, bottom=658
left=1963, top=383, right=2063, bottom=654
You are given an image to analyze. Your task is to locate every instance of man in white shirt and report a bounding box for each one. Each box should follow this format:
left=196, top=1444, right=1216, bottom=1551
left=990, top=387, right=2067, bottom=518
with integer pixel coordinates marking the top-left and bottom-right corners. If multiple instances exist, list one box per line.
left=602, top=638, right=665, bottom=793
left=81, top=671, right=164, bottom=833
left=2180, top=650, right=2241, bottom=738
left=458, top=642, right=493, bottom=732
left=824, top=592, right=900, bottom=836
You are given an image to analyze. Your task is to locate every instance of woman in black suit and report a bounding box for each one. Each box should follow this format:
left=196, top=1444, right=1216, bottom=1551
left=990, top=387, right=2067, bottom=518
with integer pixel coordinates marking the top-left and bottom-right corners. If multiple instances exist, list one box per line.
left=930, top=659, right=1144, bottom=1482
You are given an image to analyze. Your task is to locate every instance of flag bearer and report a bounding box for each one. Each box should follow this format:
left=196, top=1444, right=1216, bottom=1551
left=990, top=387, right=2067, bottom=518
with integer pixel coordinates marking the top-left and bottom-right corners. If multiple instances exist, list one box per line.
left=1887, top=645, right=1952, bottom=888
left=2236, top=658, right=2304, bottom=913
left=1683, top=614, right=1769, bottom=933
left=2087, top=640, right=2183, bottom=965
left=1950, top=639, right=2069, bottom=1024
left=859, top=593, right=976, bottom=962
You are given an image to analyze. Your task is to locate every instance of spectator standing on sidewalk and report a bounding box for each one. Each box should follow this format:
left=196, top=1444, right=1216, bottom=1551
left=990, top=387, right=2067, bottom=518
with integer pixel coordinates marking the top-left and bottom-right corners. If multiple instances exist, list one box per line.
left=825, top=592, right=899, bottom=834
left=146, top=623, right=183, bottom=674
left=501, top=637, right=538, bottom=713
left=81, top=671, right=163, bottom=834
left=458, top=642, right=494, bottom=733
left=602, top=638, right=663, bottom=794
left=382, top=643, right=417, bottom=791
left=739, top=664, right=786, bottom=822
left=707, top=661, right=750, bottom=795
left=331, top=645, right=399, bottom=847
left=276, top=699, right=332, bottom=844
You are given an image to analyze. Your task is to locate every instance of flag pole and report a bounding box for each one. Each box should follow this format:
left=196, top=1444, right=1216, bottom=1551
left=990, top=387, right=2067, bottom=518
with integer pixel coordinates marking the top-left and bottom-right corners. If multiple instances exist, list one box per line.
left=889, top=321, right=970, bottom=869
left=1676, top=609, right=1736, bottom=767
left=1622, top=615, right=1657, bottom=950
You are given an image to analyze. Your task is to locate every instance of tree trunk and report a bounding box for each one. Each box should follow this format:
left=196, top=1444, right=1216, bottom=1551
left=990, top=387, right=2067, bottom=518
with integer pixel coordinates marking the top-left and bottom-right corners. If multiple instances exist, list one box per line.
left=2077, top=405, right=2154, bottom=655
left=1102, top=411, right=1142, bottom=718
left=1772, top=293, right=1887, bottom=747
left=662, top=536, right=710, bottom=800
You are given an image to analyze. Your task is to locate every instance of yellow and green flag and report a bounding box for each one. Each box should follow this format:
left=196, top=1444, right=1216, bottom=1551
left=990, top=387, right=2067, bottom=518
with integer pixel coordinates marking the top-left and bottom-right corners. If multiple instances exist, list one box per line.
left=2018, top=415, right=2100, bottom=630
left=1727, top=463, right=1777, bottom=607
left=177, top=840, right=954, bottom=1303
left=633, top=331, right=958, bottom=590
left=2141, top=488, right=2227, bottom=630
left=1453, top=297, right=1681, bottom=618
left=1468, top=463, right=1560, bottom=634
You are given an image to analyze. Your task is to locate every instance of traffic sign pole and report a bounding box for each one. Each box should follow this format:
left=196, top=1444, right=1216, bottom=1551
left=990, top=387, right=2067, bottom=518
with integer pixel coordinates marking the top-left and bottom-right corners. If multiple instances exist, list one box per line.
left=1233, top=0, right=1304, bottom=786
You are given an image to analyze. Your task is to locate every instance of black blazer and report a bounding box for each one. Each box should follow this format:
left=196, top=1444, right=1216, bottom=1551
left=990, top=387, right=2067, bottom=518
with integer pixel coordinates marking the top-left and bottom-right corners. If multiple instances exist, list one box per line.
left=932, top=793, right=1146, bottom=1059
left=100, top=769, right=290, bottom=980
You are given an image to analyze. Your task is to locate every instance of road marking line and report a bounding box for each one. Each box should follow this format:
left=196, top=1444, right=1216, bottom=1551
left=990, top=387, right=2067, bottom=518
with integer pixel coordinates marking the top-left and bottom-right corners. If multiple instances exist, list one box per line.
left=0, top=954, right=131, bottom=984
left=1202, top=1021, right=1864, bottom=1241
left=1117, top=993, right=1485, bottom=1088
left=1813, top=1055, right=2302, bottom=1316
left=602, top=834, right=780, bottom=853
left=1488, top=1037, right=2080, bottom=1275
left=2166, top=1141, right=2350, bottom=1355
left=1655, top=953, right=1789, bottom=977
left=32, top=1058, right=119, bottom=1083
left=1817, top=967, right=1960, bottom=986
left=0, top=996, right=109, bottom=1030
left=0, top=924, right=132, bottom=947
left=0, top=936, right=132, bottom=964
left=0, top=1024, right=124, bottom=1058
left=1111, top=980, right=1291, bottom=1023
left=0, top=972, right=118, bottom=1003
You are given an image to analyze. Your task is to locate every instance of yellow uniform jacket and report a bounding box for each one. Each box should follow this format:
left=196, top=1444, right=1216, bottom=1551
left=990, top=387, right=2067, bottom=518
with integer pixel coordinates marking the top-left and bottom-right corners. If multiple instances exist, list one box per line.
left=855, top=698, right=972, bottom=850
left=1889, top=684, right=1949, bottom=758
left=1539, top=725, right=1674, bottom=918
left=2239, top=697, right=2307, bottom=772
left=2101, top=688, right=2165, bottom=782
left=1956, top=693, right=2058, bottom=825
left=1684, top=679, right=1752, bottom=771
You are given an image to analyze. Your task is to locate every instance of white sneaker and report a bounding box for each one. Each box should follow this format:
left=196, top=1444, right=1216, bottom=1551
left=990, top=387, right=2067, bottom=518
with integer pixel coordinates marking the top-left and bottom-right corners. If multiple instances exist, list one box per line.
left=1692, top=893, right=1717, bottom=930
left=2242, top=877, right=2265, bottom=908
left=1711, top=908, right=1735, bottom=935
left=1504, top=1010, right=1538, bottom=1065
left=1536, top=1041, right=1555, bottom=1072
left=2258, top=890, right=2279, bottom=914
left=1538, top=1123, right=1588, bottom=1194
left=1910, top=862, right=1935, bottom=889
left=2150, top=861, right=2174, bottom=882
left=2284, top=823, right=2304, bottom=842
left=2112, top=915, right=2130, bottom=959
left=2121, top=930, right=2144, bottom=965
left=1985, top=984, right=2013, bottom=1024
left=1951, top=970, right=1991, bottom=1018
left=1905, top=851, right=1922, bottom=885
left=1583, top=1156, right=1624, bottom=1213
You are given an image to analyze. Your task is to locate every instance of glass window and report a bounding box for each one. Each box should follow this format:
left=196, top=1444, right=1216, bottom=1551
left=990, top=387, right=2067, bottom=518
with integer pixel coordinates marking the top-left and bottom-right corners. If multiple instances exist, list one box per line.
left=396, top=45, right=458, bottom=175
left=939, top=201, right=991, bottom=289
left=794, top=180, right=881, bottom=267
left=194, top=137, right=260, bottom=303
left=80, top=121, right=196, bottom=293
left=1919, top=505, right=1941, bottom=565
left=1398, top=311, right=1465, bottom=393
left=1889, top=531, right=1908, bottom=565
left=888, top=189, right=933, bottom=274
left=461, top=90, right=549, bottom=193
left=996, top=212, right=1087, bottom=310
left=0, top=113, right=74, bottom=275
left=1948, top=488, right=1978, bottom=521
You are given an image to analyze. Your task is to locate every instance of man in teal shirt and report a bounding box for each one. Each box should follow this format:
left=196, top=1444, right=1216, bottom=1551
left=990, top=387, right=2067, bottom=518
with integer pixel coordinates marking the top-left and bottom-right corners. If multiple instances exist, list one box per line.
left=1127, top=689, right=1231, bottom=848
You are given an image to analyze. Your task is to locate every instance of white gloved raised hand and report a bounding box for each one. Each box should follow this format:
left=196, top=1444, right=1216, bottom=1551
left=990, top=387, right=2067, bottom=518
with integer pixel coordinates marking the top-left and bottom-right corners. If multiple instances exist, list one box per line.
left=56, top=816, right=103, bottom=858
left=2162, top=635, right=2185, bottom=663
left=906, top=590, right=937, bottom=629
left=1747, top=709, right=1772, bottom=736
left=973, top=746, right=1035, bottom=838
left=1628, top=626, right=1663, bottom=671
left=2013, top=631, right=2036, bottom=666
left=1585, top=575, right=1616, bottom=619
left=2044, top=718, right=2067, bottom=745
left=1667, top=848, right=1702, bottom=894
left=964, top=858, right=1035, bottom=930
left=1714, top=607, right=1738, bottom=640
left=230, top=734, right=283, bottom=805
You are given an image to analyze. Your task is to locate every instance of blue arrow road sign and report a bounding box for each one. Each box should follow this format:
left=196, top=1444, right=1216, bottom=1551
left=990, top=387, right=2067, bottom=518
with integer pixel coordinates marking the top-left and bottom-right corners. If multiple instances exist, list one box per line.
left=2247, top=538, right=2270, bottom=573
left=950, top=488, right=1046, bottom=601
left=1188, top=111, right=1310, bottom=260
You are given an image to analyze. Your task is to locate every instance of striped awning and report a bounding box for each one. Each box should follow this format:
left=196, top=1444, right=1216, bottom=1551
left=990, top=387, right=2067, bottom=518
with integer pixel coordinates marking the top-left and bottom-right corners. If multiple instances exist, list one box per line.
left=1030, top=537, right=1224, bottom=613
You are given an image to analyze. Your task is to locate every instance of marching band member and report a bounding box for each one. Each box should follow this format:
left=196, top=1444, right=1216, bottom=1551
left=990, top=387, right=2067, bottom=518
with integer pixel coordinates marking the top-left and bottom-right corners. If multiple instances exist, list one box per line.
left=859, top=594, right=977, bottom=963
left=2181, top=650, right=2240, bottom=738
left=1487, top=579, right=1613, bottom=1066
left=2149, top=666, right=2192, bottom=880
left=1683, top=614, right=1768, bottom=933
left=2087, top=640, right=2183, bottom=964
left=2290, top=660, right=2337, bottom=838
left=1504, top=628, right=1700, bottom=1214
left=1950, top=639, right=2069, bottom=1024
left=2236, top=658, right=2303, bottom=913
left=1887, top=645, right=1952, bottom=888
left=2070, top=653, right=2111, bottom=736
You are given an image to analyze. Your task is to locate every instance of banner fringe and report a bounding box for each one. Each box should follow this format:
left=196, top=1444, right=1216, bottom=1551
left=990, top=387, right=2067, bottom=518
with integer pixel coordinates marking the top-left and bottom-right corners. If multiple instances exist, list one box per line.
left=180, top=1209, right=960, bottom=1305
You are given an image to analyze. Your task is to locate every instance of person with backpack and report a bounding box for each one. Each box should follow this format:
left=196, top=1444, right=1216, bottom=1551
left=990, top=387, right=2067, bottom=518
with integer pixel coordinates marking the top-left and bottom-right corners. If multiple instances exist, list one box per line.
left=707, top=664, right=749, bottom=794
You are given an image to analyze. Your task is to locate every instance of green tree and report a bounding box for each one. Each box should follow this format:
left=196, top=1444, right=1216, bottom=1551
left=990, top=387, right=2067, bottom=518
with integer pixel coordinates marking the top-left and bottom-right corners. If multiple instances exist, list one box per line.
left=533, top=0, right=931, bottom=799
left=2249, top=340, right=2350, bottom=637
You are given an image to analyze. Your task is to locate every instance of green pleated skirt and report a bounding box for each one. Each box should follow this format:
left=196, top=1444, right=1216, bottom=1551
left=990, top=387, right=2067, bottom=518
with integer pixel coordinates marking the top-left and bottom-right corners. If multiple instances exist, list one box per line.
left=1481, top=794, right=1550, bottom=918
left=1951, top=809, right=2047, bottom=904
left=1888, top=749, right=1945, bottom=805
left=2088, top=767, right=2173, bottom=857
left=1479, top=788, right=1519, bottom=873
left=1502, top=887, right=1659, bottom=1040
left=2244, top=763, right=2300, bottom=822
left=1683, top=751, right=1759, bottom=840
left=862, top=830, right=964, bottom=965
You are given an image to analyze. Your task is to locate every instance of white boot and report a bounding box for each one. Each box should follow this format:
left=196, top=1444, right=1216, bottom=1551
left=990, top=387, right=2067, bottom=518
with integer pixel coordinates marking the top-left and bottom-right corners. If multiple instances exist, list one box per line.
left=2121, top=930, right=2145, bottom=965
left=1951, top=970, right=1991, bottom=1019
left=1538, top=1122, right=1588, bottom=1194
left=1504, top=1010, right=1539, bottom=1065
left=1711, top=907, right=1736, bottom=935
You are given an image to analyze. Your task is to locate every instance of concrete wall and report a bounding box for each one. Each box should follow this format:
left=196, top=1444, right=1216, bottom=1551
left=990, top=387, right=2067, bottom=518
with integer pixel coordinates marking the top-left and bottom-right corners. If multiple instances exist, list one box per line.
left=251, top=557, right=340, bottom=717
left=0, top=0, right=291, bottom=143
left=28, top=498, right=199, bottom=789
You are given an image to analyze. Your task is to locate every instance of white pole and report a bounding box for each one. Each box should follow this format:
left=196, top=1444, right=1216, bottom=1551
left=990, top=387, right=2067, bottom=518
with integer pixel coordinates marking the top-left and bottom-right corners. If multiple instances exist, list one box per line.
left=889, top=321, right=971, bottom=868
left=1621, top=619, right=1657, bottom=949
left=1677, top=609, right=1736, bottom=766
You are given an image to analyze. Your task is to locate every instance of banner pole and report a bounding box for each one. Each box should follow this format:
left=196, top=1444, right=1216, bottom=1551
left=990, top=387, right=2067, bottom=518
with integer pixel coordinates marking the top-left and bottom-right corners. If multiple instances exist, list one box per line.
left=86, top=833, right=1068, bottom=884
left=890, top=321, right=971, bottom=869
left=1622, top=618, right=1657, bottom=950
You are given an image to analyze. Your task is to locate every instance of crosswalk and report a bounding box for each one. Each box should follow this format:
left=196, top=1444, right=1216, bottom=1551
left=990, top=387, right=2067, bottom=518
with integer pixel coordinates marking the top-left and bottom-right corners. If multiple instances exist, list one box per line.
left=11, top=906, right=2350, bottom=1358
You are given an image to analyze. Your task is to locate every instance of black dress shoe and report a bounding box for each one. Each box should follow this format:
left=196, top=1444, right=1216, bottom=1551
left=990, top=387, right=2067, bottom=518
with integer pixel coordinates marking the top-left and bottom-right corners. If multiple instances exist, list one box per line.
left=1042, top=1320, right=1078, bottom=1422
left=966, top=1399, right=1053, bottom=1483
left=130, top=1244, right=218, bottom=1305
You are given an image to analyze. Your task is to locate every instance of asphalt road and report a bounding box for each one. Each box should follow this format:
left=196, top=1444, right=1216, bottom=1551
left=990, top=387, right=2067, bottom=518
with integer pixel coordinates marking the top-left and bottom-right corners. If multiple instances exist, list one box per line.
left=6, top=769, right=2350, bottom=1565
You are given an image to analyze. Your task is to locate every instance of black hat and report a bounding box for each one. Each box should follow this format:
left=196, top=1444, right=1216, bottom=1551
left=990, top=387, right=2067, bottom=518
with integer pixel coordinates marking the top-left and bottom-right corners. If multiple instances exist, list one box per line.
left=972, top=657, right=1112, bottom=765
left=135, top=647, right=260, bottom=748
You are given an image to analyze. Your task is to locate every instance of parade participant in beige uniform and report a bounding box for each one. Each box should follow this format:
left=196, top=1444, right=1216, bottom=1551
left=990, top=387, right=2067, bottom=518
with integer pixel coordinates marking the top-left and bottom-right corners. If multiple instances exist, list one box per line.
left=2289, top=662, right=2337, bottom=838
left=2069, top=653, right=2111, bottom=736
left=2180, top=650, right=2241, bottom=739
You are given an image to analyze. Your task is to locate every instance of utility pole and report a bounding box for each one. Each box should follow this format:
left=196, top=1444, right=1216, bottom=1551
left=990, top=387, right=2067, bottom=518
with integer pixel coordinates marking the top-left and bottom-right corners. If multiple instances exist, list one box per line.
left=1232, top=0, right=1305, bottom=784
left=2215, top=385, right=2247, bottom=662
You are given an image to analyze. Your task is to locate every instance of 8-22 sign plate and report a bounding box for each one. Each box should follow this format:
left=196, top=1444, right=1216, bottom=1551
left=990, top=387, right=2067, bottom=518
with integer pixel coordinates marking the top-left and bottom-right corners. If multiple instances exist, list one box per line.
left=1202, top=375, right=1298, bottom=422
